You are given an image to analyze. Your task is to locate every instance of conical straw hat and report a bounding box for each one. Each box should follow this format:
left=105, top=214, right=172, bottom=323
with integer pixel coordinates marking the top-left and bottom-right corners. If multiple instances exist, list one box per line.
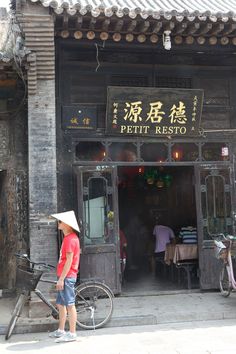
left=51, top=210, right=80, bottom=232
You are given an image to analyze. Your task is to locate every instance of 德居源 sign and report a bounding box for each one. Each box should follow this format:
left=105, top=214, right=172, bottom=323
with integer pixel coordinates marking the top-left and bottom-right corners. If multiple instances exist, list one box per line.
left=106, top=87, right=204, bottom=137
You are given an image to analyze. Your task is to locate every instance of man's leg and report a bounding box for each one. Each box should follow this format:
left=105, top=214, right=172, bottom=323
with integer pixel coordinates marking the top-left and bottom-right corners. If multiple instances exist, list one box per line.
left=57, top=304, right=67, bottom=331
left=67, top=304, right=77, bottom=333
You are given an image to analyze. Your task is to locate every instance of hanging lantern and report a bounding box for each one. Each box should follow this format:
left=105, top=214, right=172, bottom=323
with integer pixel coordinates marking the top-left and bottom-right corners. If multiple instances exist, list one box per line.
left=147, top=177, right=154, bottom=185
left=138, top=166, right=145, bottom=174
left=156, top=178, right=164, bottom=188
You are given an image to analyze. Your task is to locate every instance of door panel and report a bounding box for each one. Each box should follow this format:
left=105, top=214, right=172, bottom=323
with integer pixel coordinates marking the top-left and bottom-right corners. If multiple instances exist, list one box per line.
left=75, top=166, right=121, bottom=294
left=195, top=165, right=233, bottom=289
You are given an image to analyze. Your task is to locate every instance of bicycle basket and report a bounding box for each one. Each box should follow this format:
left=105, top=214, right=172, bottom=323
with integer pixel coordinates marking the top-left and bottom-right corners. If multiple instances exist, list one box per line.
left=214, top=240, right=228, bottom=261
left=16, top=265, right=43, bottom=291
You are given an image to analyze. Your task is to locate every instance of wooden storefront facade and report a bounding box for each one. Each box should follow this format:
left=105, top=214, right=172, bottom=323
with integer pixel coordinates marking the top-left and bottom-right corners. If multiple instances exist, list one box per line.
left=15, top=0, right=236, bottom=294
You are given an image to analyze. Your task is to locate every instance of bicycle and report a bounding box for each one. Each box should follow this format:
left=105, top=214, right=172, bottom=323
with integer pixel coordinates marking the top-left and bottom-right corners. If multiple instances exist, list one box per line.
left=214, top=233, right=236, bottom=297
left=5, top=253, right=114, bottom=340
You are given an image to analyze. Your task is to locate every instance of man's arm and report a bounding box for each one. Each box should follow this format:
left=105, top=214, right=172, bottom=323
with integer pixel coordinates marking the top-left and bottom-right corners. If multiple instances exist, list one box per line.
left=56, top=252, right=73, bottom=290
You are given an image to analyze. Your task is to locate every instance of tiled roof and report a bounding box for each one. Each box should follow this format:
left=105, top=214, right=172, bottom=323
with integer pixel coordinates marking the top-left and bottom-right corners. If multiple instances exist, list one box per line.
left=31, top=0, right=236, bottom=20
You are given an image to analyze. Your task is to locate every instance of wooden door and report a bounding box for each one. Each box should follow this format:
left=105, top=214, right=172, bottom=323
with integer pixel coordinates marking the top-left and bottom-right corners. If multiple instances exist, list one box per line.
left=195, top=165, right=234, bottom=289
left=75, top=165, right=121, bottom=294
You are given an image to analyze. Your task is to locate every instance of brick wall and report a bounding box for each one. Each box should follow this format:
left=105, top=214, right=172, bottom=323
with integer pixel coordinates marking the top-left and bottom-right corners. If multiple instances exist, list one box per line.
left=28, top=79, right=58, bottom=265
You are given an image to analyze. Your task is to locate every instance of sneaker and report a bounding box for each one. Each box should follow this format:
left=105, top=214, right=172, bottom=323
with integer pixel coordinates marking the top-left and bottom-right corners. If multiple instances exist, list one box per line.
left=49, top=329, right=66, bottom=338
left=55, top=332, right=77, bottom=343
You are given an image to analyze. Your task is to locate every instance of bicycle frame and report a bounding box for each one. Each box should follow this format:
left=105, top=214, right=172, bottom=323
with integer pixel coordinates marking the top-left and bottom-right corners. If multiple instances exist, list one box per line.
left=225, top=243, right=236, bottom=289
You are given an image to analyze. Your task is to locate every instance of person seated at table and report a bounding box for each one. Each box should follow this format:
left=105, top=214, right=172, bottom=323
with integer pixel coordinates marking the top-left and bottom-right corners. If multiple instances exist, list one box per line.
left=179, top=225, right=197, bottom=244
left=153, top=221, right=175, bottom=276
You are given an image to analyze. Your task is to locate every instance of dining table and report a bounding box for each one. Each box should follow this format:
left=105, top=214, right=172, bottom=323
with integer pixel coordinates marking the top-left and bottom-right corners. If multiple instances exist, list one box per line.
left=164, top=243, right=198, bottom=265
left=164, top=243, right=198, bottom=289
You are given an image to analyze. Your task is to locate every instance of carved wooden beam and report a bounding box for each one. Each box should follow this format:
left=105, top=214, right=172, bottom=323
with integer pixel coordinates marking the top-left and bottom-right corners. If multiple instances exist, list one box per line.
left=186, top=23, right=200, bottom=35
left=139, top=21, right=150, bottom=33
left=163, top=21, right=175, bottom=31
left=222, top=23, right=236, bottom=36
left=76, top=16, right=83, bottom=30
left=127, top=20, right=137, bottom=32
left=115, top=19, right=124, bottom=32
left=197, top=23, right=213, bottom=35
left=89, top=17, right=97, bottom=30
left=63, top=13, right=69, bottom=29
left=102, top=19, right=110, bottom=31
left=174, top=22, right=187, bottom=35
left=209, top=23, right=224, bottom=36
left=151, top=21, right=162, bottom=34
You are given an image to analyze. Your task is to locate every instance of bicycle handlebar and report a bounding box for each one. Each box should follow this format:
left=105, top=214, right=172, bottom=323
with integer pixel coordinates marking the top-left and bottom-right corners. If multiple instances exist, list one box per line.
left=15, top=253, right=55, bottom=269
left=211, top=233, right=236, bottom=241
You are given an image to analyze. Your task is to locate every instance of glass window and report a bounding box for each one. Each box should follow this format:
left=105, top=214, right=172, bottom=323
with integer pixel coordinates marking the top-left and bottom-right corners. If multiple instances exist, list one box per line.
left=82, top=170, right=115, bottom=245
left=140, top=143, right=168, bottom=162
left=108, top=142, right=137, bottom=162
left=171, top=143, right=199, bottom=161
left=206, top=175, right=227, bottom=235
left=202, top=143, right=229, bottom=161
left=76, top=142, right=105, bottom=161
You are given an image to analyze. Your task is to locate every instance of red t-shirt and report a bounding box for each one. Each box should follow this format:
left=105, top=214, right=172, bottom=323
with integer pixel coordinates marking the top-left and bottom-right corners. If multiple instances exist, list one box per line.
left=57, top=233, right=80, bottom=278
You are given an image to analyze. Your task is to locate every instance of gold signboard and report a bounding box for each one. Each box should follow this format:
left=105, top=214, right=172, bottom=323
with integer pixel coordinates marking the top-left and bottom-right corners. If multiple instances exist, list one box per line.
left=106, top=87, right=204, bottom=137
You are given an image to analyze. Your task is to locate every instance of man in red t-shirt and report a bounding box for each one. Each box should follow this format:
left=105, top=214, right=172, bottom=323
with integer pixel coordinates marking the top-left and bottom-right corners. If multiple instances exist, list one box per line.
left=49, top=211, right=80, bottom=343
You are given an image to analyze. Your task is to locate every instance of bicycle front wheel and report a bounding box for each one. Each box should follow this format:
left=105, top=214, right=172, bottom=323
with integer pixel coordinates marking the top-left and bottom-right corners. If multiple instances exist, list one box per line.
left=75, top=282, right=113, bottom=330
left=5, top=293, right=27, bottom=340
left=219, top=264, right=231, bottom=297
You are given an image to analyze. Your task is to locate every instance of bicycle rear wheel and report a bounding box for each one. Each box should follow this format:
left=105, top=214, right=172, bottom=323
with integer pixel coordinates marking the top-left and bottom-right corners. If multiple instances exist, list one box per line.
left=75, top=282, right=113, bottom=329
left=219, top=264, right=231, bottom=297
left=5, top=293, right=27, bottom=340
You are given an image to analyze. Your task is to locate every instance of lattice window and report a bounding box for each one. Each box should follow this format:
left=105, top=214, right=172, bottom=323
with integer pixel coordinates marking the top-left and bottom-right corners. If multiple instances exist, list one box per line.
left=155, top=77, right=192, bottom=88
left=110, top=75, right=149, bottom=87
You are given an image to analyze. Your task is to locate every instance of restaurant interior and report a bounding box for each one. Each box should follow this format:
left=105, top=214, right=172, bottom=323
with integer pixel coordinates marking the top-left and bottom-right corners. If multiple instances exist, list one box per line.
left=118, top=165, right=199, bottom=293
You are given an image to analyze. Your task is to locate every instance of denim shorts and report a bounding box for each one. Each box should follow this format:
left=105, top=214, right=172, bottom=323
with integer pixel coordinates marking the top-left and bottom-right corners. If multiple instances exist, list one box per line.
left=56, top=277, right=76, bottom=306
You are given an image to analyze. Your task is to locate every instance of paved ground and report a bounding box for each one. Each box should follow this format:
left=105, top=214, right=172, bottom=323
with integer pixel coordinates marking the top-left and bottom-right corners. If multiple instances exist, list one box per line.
left=1, top=319, right=236, bottom=354
left=1, top=289, right=236, bottom=335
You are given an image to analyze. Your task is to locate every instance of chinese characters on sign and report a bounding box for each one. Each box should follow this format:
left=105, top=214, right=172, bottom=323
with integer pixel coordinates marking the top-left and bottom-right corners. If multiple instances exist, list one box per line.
left=62, top=106, right=97, bottom=130
left=106, top=87, right=204, bottom=136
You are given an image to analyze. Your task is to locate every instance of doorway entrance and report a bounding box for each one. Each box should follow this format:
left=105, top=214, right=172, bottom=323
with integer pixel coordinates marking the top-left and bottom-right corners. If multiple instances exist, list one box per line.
left=118, top=165, right=199, bottom=293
